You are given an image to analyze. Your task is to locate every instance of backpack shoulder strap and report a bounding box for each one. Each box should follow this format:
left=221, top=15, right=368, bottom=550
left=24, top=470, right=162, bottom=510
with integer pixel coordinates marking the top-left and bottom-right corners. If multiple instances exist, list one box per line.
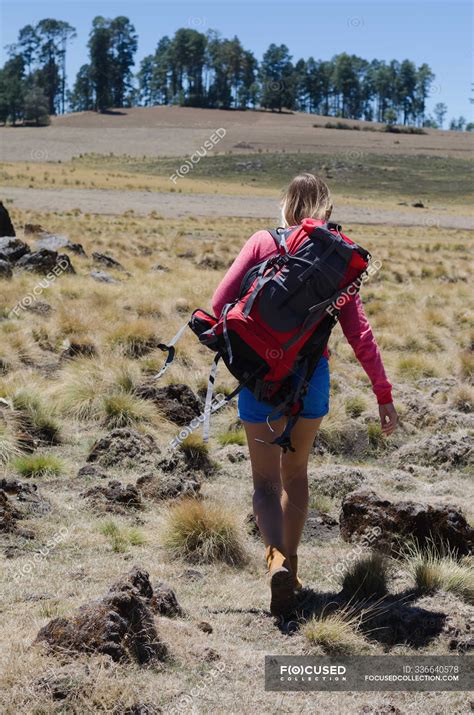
left=268, top=227, right=292, bottom=255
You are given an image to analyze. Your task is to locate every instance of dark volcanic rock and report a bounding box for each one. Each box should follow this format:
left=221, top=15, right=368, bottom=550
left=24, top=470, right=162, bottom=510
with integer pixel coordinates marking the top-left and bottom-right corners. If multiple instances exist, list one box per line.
left=0, top=478, right=50, bottom=516
left=77, top=464, right=109, bottom=479
left=136, top=471, right=200, bottom=501
left=150, top=581, right=184, bottom=617
left=82, top=480, right=143, bottom=512
left=0, top=237, right=30, bottom=262
left=396, top=431, right=472, bottom=468
left=36, top=233, right=86, bottom=256
left=0, top=202, right=16, bottom=237
left=35, top=567, right=167, bottom=664
left=340, top=489, right=474, bottom=555
left=0, top=259, right=12, bottom=278
left=302, top=508, right=339, bottom=543
left=0, top=490, right=34, bottom=538
left=92, top=252, right=127, bottom=272
left=136, top=383, right=203, bottom=426
left=87, top=428, right=159, bottom=469
left=60, top=341, right=97, bottom=360
left=16, top=249, right=75, bottom=275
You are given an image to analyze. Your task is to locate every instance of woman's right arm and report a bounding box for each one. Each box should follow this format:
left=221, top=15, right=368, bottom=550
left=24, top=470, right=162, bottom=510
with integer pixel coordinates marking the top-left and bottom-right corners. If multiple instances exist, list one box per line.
left=211, top=230, right=275, bottom=317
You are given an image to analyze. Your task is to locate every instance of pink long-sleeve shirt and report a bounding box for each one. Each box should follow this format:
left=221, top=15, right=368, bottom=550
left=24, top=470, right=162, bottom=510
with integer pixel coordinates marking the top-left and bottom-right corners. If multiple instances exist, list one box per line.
left=211, top=226, right=393, bottom=405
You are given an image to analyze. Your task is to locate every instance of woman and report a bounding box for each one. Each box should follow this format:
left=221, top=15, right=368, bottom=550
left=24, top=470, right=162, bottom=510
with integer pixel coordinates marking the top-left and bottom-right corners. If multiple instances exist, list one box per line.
left=211, top=173, right=398, bottom=618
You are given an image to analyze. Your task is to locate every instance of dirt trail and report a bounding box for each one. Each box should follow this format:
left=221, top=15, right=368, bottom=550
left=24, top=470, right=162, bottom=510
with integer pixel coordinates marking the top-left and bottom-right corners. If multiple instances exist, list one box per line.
left=1, top=186, right=473, bottom=228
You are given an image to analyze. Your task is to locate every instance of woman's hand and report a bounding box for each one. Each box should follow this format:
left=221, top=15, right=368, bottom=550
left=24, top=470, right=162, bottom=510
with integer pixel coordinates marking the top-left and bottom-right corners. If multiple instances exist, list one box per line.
left=379, top=402, right=398, bottom=436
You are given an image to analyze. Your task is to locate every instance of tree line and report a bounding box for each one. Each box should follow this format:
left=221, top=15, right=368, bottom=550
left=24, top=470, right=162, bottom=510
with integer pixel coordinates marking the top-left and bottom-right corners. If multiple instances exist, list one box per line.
left=0, top=16, right=471, bottom=130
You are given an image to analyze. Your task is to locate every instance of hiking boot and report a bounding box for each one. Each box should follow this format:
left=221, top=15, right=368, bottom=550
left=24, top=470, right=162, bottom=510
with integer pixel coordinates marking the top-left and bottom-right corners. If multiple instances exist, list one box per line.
left=265, top=545, right=296, bottom=618
left=289, top=554, right=303, bottom=591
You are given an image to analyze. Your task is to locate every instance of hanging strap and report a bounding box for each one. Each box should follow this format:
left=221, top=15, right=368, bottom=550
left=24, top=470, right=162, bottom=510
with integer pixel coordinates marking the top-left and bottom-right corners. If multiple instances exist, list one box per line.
left=221, top=303, right=234, bottom=364
left=202, top=362, right=266, bottom=442
left=153, top=321, right=189, bottom=380
left=203, top=353, right=221, bottom=442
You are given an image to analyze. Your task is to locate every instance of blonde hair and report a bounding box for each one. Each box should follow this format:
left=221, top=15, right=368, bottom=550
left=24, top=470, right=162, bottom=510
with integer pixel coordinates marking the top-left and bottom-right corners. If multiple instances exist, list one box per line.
left=280, top=173, right=333, bottom=227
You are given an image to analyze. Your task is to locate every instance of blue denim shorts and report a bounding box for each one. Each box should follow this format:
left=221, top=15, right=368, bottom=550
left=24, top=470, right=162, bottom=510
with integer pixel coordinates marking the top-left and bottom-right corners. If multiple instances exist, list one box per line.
left=238, top=356, right=330, bottom=423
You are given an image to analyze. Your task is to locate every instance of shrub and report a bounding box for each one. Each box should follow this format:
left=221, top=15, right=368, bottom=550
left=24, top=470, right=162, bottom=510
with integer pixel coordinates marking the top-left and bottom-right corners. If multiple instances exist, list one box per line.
left=303, top=607, right=369, bottom=655
left=102, top=391, right=156, bottom=428
left=163, top=498, right=246, bottom=566
left=345, top=396, right=367, bottom=418
left=218, top=429, right=246, bottom=446
left=14, top=454, right=63, bottom=478
left=341, top=552, right=388, bottom=599
left=12, top=388, right=61, bottom=444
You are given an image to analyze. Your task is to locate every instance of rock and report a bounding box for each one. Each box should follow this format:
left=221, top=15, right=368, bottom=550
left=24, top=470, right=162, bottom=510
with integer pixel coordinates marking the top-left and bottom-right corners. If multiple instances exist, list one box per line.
left=0, top=237, right=30, bottom=262
left=25, top=300, right=52, bottom=315
left=0, top=259, right=12, bottom=278
left=24, top=223, right=47, bottom=235
left=411, top=200, right=425, bottom=208
left=136, top=471, right=200, bottom=501
left=245, top=512, right=259, bottom=538
left=90, top=270, right=120, bottom=284
left=60, top=341, right=97, bottom=360
left=197, top=621, right=213, bottom=634
left=35, top=233, right=86, bottom=256
left=16, top=250, right=75, bottom=275
left=152, top=264, right=170, bottom=273
left=82, top=480, right=143, bottom=512
left=396, top=431, right=473, bottom=468
left=302, top=508, right=339, bottom=543
left=87, top=428, right=159, bottom=469
left=35, top=567, right=167, bottom=664
left=77, top=464, right=109, bottom=479
left=150, top=581, right=184, bottom=617
left=449, top=634, right=474, bottom=653
left=92, top=252, right=127, bottom=272
left=0, top=478, right=50, bottom=516
left=197, top=255, right=226, bottom=270
left=310, top=465, right=366, bottom=499
left=340, top=490, right=474, bottom=555
left=315, top=421, right=370, bottom=458
left=0, top=202, right=16, bottom=236
left=0, top=490, right=35, bottom=538
left=135, top=383, right=203, bottom=426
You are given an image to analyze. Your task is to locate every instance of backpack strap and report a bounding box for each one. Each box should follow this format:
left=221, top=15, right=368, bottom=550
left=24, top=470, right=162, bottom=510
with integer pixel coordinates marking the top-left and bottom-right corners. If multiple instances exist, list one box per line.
left=269, top=227, right=293, bottom=255
left=153, top=321, right=189, bottom=379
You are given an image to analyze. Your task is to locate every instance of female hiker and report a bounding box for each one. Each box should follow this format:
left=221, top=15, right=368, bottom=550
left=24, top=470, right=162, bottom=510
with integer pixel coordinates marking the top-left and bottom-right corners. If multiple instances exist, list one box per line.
left=211, top=173, right=398, bottom=618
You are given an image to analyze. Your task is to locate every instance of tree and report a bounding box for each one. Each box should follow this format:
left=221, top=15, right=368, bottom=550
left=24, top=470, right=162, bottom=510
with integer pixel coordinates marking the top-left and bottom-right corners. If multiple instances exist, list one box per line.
left=398, top=59, right=417, bottom=124
left=24, top=85, right=50, bottom=125
left=259, top=44, right=295, bottom=112
left=414, top=63, right=434, bottom=126
left=449, top=116, right=466, bottom=131
left=109, top=16, right=138, bottom=107
left=0, top=55, right=25, bottom=124
left=433, top=102, right=447, bottom=129
left=88, top=17, right=113, bottom=112
left=68, top=64, right=94, bottom=111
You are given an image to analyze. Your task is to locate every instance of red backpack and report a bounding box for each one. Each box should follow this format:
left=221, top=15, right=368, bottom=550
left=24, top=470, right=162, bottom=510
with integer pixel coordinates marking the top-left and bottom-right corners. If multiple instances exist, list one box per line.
left=156, top=218, right=371, bottom=451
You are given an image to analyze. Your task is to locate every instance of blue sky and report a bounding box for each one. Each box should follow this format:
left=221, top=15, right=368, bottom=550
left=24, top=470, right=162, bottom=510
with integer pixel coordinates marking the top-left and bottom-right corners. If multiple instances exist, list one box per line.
left=1, top=0, right=472, bottom=123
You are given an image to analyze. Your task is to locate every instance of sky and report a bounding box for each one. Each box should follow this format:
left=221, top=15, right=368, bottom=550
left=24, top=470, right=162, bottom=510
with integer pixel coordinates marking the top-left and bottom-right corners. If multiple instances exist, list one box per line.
left=1, top=0, right=473, bottom=123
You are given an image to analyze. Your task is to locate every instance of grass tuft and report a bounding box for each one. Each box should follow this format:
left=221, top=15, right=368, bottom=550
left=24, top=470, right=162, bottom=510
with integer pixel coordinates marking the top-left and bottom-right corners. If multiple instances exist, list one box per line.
left=13, top=453, right=63, bottom=478
left=163, top=498, right=246, bottom=566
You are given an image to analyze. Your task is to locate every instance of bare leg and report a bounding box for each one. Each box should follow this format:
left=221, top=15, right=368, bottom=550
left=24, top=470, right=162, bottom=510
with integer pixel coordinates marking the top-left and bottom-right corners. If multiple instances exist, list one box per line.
left=242, top=417, right=287, bottom=552
left=280, top=417, right=324, bottom=557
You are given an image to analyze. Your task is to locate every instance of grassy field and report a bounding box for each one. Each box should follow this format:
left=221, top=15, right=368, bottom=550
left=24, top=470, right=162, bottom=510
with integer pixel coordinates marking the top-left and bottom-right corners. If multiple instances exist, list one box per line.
left=0, top=108, right=473, bottom=714
left=2, top=152, right=473, bottom=206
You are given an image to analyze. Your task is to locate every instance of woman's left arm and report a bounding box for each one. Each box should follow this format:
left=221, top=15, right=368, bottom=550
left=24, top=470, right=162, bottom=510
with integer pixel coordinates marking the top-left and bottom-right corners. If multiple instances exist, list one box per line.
left=338, top=293, right=398, bottom=435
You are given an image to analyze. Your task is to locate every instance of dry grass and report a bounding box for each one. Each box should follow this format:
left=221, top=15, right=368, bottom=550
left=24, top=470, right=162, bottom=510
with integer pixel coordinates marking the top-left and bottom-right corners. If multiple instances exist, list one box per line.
left=403, top=542, right=474, bottom=604
left=0, top=202, right=473, bottom=714
left=340, top=552, right=389, bottom=599
left=162, top=498, right=247, bottom=566
left=303, top=605, right=372, bottom=655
